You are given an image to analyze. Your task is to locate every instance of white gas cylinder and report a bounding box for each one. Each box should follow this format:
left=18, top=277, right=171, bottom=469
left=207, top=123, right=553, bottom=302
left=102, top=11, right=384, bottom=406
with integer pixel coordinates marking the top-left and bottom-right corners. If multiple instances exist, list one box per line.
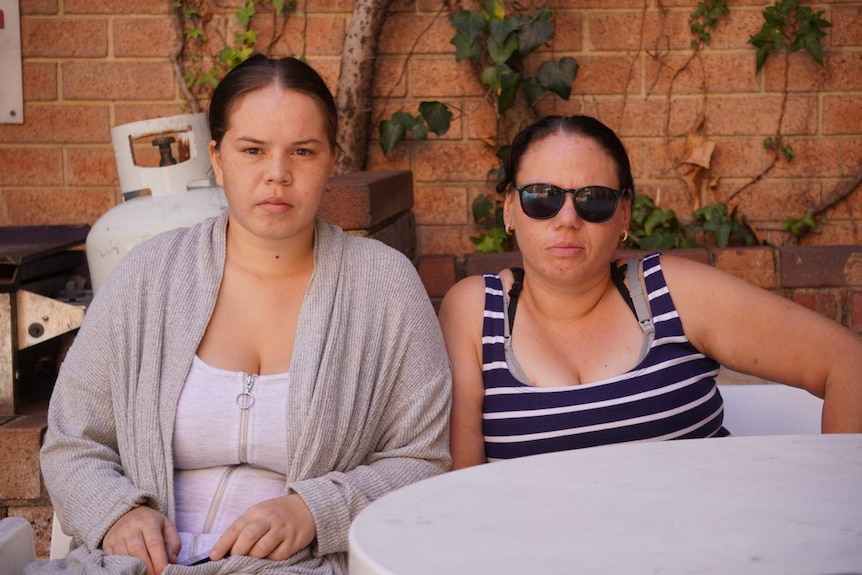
left=86, top=113, right=228, bottom=293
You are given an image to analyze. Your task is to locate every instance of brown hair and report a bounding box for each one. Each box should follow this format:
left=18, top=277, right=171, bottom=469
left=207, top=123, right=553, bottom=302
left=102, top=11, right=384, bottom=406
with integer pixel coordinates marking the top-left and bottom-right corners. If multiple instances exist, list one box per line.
left=208, top=55, right=338, bottom=150
left=496, top=115, right=634, bottom=199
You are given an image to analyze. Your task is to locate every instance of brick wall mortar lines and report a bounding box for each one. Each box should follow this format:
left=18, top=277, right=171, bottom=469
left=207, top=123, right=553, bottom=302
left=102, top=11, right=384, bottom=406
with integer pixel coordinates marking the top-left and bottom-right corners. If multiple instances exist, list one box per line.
left=2, top=1, right=861, bottom=249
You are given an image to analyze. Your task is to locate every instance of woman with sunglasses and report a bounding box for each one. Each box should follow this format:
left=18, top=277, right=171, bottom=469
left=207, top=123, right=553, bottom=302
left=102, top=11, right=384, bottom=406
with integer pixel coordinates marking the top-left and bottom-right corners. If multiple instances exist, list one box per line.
left=439, top=114, right=862, bottom=468
left=36, top=55, right=451, bottom=575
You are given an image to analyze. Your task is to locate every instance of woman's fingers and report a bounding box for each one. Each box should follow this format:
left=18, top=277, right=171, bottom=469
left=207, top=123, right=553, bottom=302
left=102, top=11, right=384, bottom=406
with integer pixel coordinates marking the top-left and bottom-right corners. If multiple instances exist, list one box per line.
left=209, top=518, right=244, bottom=560
left=103, top=506, right=176, bottom=575
left=162, top=518, right=182, bottom=564
left=212, top=495, right=316, bottom=561
left=141, top=527, right=171, bottom=575
left=265, top=540, right=294, bottom=562
left=228, top=520, right=270, bottom=558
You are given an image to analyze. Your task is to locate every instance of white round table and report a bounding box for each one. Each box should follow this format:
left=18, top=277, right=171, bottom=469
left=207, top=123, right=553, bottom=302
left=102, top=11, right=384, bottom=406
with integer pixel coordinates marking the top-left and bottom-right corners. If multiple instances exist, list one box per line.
left=350, top=435, right=862, bottom=575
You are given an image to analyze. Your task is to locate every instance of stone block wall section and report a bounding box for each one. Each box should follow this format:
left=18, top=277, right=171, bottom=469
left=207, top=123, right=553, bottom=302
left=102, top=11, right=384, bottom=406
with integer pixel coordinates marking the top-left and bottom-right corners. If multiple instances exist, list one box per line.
left=321, top=170, right=416, bottom=259
left=1, top=1, right=861, bottom=255
left=418, top=246, right=862, bottom=336
left=0, top=414, right=53, bottom=559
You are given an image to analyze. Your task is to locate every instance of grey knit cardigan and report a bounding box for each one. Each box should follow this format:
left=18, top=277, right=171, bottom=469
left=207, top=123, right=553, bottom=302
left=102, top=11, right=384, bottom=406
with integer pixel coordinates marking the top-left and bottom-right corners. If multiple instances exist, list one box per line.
left=30, top=211, right=452, bottom=575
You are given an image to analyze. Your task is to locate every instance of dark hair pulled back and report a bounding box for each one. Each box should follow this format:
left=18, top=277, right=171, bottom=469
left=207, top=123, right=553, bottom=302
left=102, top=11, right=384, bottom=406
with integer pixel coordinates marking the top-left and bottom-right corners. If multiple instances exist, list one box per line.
left=496, top=115, right=634, bottom=199
left=208, top=54, right=338, bottom=150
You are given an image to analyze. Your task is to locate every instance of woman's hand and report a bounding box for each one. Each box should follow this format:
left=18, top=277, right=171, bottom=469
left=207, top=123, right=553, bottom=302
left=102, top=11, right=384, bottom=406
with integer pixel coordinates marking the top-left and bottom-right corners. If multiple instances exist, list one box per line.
left=103, top=506, right=180, bottom=575
left=209, top=493, right=316, bottom=561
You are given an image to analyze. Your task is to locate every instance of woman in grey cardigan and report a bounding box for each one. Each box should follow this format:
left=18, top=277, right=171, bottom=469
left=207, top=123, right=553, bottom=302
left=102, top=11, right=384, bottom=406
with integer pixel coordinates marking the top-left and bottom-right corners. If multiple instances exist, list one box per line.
left=34, top=55, right=451, bottom=575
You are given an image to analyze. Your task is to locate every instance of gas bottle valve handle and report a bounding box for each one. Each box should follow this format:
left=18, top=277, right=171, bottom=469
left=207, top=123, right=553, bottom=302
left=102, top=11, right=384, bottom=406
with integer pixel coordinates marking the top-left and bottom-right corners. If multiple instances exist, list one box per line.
left=152, top=136, right=178, bottom=166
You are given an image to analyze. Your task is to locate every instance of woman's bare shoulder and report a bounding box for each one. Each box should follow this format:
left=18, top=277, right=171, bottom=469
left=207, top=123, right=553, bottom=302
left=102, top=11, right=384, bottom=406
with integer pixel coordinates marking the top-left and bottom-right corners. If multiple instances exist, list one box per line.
left=441, top=274, right=488, bottom=315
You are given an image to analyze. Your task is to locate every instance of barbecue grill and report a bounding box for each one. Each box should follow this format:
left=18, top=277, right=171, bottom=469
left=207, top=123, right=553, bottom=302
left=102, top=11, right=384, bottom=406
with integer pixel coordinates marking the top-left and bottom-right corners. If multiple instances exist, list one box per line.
left=0, top=225, right=90, bottom=414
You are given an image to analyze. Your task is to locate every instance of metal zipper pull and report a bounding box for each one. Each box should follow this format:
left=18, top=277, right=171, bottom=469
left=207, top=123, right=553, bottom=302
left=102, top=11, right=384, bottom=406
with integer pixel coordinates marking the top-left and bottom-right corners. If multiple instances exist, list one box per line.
left=236, top=373, right=256, bottom=409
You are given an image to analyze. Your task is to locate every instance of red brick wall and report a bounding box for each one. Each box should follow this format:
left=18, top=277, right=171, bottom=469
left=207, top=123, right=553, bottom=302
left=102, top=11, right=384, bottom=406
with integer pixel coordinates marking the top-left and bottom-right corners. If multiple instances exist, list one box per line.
left=1, top=1, right=861, bottom=255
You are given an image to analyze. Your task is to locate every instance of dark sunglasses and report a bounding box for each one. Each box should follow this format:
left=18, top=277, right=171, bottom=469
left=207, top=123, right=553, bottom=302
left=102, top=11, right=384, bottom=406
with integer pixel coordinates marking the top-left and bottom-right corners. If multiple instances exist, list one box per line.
left=514, top=183, right=630, bottom=223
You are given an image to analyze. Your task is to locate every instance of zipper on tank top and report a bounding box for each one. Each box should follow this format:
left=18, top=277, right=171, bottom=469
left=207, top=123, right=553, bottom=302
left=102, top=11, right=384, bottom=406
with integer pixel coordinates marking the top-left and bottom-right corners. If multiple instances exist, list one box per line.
left=236, top=372, right=257, bottom=462
left=184, top=371, right=258, bottom=558
left=196, top=465, right=239, bottom=551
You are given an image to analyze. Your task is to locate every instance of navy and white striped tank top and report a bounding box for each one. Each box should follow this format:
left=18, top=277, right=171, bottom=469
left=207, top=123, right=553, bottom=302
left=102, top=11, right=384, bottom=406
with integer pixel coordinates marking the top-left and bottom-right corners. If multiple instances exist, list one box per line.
left=482, top=253, right=726, bottom=461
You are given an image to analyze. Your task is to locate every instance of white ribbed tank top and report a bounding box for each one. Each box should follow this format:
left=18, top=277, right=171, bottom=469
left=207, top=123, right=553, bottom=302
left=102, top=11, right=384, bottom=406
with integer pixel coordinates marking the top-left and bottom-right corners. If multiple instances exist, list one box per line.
left=172, top=356, right=290, bottom=562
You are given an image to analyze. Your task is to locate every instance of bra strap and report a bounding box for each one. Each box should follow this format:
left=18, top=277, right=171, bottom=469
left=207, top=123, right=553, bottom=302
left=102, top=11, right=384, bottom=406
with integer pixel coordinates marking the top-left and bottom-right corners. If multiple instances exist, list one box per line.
left=611, top=262, right=637, bottom=319
left=506, top=262, right=654, bottom=352
left=626, top=258, right=656, bottom=359
left=507, top=267, right=525, bottom=334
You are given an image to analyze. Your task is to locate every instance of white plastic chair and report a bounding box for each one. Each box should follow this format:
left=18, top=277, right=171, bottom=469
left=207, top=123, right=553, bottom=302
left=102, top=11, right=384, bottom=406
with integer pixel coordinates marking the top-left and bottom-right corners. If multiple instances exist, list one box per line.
left=49, top=512, right=71, bottom=560
left=718, top=383, right=823, bottom=436
left=0, top=517, right=36, bottom=575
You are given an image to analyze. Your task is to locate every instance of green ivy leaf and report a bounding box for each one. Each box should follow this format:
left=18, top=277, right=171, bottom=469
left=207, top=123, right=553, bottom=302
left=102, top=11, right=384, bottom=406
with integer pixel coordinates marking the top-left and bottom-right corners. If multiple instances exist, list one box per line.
left=472, top=194, right=495, bottom=223
left=496, top=145, right=511, bottom=164
left=749, top=1, right=830, bottom=74
left=487, top=147, right=510, bottom=183
left=236, top=1, right=256, bottom=26
left=763, top=3, right=786, bottom=27
left=218, top=47, right=236, bottom=64
left=411, top=123, right=429, bottom=140
left=489, top=16, right=520, bottom=46
left=749, top=22, right=782, bottom=73
left=782, top=217, right=801, bottom=236
left=391, top=111, right=419, bottom=128
left=536, top=57, right=578, bottom=100
left=193, top=68, right=220, bottom=88
left=782, top=212, right=816, bottom=238
left=522, top=77, right=546, bottom=105
left=716, top=225, right=731, bottom=248
left=692, top=202, right=755, bottom=247
left=273, top=0, right=286, bottom=14
left=470, top=233, right=504, bottom=253
left=689, top=0, right=729, bottom=47
left=497, top=69, right=522, bottom=113
left=488, top=33, right=519, bottom=65
left=470, top=227, right=507, bottom=253
left=452, top=10, right=485, bottom=44
left=793, top=29, right=825, bottom=64
left=451, top=33, right=481, bottom=62
left=379, top=120, right=406, bottom=154
left=237, top=46, right=254, bottom=62
left=517, top=7, right=554, bottom=55
left=481, top=65, right=504, bottom=89
left=644, top=208, right=679, bottom=236
left=494, top=202, right=505, bottom=228
left=754, top=47, right=769, bottom=73
left=487, top=166, right=505, bottom=182
left=781, top=146, right=794, bottom=161
left=480, top=0, right=505, bottom=21
left=237, top=29, right=257, bottom=46
left=418, top=101, right=453, bottom=136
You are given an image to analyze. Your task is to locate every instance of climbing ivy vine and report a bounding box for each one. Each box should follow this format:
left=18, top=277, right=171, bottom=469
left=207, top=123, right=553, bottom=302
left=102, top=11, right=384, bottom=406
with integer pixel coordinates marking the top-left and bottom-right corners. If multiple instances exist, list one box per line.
left=171, top=0, right=297, bottom=108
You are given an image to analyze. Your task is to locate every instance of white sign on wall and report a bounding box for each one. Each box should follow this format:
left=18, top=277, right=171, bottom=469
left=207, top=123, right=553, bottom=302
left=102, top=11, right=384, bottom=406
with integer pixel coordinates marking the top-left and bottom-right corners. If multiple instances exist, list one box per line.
left=0, top=0, right=23, bottom=124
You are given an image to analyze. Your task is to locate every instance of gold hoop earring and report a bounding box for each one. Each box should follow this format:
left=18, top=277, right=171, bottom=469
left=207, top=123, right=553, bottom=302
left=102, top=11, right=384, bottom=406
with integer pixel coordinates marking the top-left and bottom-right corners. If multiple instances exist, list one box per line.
left=620, top=230, right=629, bottom=244
left=505, top=224, right=513, bottom=235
